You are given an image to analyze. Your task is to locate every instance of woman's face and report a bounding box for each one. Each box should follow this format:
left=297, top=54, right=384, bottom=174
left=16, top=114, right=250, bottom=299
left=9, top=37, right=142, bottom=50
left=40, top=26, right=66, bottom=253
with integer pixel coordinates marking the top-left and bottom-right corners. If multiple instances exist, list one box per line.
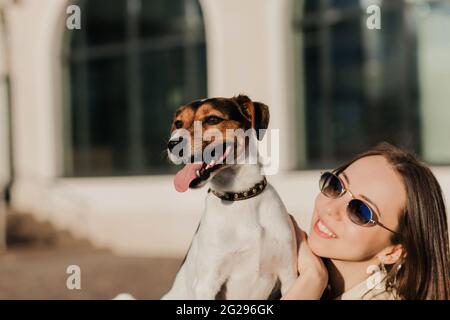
left=309, top=155, right=406, bottom=261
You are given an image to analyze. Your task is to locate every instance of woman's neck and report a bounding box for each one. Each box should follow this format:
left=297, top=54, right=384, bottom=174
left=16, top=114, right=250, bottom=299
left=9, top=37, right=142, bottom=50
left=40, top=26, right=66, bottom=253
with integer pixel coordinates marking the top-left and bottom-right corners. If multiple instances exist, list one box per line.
left=326, top=257, right=379, bottom=298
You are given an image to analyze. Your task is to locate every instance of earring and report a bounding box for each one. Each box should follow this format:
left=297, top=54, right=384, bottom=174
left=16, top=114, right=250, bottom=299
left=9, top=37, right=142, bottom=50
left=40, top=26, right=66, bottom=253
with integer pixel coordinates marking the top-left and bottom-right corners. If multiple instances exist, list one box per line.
left=386, top=263, right=402, bottom=289
left=392, top=263, right=402, bottom=286
left=380, top=261, right=387, bottom=275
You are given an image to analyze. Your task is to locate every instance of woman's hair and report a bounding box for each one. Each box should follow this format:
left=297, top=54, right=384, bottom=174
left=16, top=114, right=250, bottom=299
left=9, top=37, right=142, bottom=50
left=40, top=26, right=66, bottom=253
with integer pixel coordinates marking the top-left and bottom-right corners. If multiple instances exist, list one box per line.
left=333, top=142, right=450, bottom=300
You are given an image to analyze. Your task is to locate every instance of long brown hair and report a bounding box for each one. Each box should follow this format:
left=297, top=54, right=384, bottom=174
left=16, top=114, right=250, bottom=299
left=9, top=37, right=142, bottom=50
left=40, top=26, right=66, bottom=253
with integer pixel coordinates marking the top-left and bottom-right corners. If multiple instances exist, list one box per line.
left=333, top=142, right=450, bottom=300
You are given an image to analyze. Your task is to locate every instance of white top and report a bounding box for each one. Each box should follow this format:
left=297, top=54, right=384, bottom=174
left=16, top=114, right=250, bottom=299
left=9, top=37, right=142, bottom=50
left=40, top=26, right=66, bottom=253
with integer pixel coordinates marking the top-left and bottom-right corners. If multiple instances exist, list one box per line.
left=335, top=270, right=399, bottom=300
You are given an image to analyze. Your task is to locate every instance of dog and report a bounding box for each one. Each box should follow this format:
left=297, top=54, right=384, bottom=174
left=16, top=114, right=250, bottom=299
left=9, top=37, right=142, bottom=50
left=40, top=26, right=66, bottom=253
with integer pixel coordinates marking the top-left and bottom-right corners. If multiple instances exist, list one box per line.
left=162, top=95, right=297, bottom=300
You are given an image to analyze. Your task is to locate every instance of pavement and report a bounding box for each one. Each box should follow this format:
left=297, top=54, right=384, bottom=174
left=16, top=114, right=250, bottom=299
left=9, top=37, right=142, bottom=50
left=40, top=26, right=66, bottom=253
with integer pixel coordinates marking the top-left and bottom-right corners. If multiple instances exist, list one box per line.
left=0, top=212, right=182, bottom=300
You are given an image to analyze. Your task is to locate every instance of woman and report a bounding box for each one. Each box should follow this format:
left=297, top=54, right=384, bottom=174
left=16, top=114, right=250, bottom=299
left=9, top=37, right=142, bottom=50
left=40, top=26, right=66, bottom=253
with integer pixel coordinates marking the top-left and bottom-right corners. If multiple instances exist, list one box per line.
left=283, top=142, right=450, bottom=300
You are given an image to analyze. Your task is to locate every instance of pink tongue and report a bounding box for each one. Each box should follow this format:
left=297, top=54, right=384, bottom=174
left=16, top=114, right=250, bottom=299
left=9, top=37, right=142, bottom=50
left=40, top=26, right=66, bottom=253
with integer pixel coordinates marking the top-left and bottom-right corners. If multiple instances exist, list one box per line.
left=174, top=163, right=204, bottom=192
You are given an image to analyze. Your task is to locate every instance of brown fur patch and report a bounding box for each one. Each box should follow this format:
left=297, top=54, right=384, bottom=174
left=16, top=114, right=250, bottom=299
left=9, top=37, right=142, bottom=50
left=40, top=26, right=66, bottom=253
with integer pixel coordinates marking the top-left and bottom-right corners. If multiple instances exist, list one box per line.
left=172, top=103, right=246, bottom=140
left=172, top=106, right=195, bottom=130
left=194, top=104, right=227, bottom=121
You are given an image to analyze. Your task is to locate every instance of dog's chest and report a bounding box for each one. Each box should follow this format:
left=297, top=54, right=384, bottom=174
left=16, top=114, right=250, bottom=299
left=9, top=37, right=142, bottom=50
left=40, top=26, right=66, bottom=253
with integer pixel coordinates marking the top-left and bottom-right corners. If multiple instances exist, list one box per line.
left=199, top=196, right=269, bottom=254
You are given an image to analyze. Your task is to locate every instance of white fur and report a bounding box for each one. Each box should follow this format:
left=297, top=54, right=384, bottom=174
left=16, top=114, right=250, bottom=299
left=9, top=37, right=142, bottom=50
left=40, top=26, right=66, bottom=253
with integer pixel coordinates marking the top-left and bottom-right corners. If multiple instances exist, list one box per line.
left=162, top=164, right=297, bottom=300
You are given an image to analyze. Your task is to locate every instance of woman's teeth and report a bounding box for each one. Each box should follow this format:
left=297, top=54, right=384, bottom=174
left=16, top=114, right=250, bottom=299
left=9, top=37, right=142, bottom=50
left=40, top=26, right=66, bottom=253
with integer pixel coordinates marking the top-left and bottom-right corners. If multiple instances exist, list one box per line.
left=317, top=220, right=337, bottom=238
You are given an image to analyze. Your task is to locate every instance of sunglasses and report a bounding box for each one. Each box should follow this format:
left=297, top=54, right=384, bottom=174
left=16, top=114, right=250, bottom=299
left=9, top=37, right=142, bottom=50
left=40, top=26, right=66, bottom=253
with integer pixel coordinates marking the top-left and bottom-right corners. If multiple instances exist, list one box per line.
left=319, top=171, right=399, bottom=235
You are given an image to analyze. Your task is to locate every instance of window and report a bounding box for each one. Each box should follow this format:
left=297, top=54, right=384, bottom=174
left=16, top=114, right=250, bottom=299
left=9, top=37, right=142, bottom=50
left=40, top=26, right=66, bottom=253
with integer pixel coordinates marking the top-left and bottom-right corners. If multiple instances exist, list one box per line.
left=62, top=0, right=207, bottom=176
left=293, top=0, right=450, bottom=169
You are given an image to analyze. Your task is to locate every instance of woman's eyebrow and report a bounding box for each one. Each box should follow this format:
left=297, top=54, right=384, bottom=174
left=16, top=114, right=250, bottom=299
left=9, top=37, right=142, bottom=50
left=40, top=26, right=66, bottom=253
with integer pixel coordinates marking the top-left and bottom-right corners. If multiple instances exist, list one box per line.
left=341, top=171, right=382, bottom=217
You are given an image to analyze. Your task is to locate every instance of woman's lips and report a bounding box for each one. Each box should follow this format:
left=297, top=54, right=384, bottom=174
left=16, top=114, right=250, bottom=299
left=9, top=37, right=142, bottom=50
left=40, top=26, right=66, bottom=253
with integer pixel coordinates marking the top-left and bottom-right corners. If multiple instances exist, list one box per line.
left=313, top=219, right=338, bottom=239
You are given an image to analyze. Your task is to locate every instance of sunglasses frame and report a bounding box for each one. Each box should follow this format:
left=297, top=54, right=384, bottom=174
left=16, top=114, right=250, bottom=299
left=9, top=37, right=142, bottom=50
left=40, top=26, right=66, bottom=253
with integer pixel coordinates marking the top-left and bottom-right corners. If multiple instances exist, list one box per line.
left=319, top=171, right=399, bottom=235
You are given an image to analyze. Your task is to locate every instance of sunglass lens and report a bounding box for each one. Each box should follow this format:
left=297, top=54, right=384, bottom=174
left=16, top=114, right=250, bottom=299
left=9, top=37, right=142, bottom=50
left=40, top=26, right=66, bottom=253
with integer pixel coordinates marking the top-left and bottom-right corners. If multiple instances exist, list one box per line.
left=320, top=172, right=343, bottom=198
left=348, top=199, right=372, bottom=225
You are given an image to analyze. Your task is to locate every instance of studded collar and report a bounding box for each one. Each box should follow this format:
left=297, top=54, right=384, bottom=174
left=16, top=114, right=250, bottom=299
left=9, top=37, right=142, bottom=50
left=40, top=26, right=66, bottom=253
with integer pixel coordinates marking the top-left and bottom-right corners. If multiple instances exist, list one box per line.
left=208, top=177, right=267, bottom=201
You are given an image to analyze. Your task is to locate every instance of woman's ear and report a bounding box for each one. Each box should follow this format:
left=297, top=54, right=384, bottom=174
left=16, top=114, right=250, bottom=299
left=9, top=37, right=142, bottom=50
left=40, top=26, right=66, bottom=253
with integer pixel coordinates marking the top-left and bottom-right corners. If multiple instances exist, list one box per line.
left=376, top=244, right=404, bottom=265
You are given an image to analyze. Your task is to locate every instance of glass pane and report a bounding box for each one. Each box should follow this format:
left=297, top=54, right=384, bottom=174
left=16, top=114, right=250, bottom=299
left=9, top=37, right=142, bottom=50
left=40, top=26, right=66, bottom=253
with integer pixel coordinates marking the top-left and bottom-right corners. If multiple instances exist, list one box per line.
left=331, top=0, right=359, bottom=10
left=84, top=0, right=126, bottom=47
left=63, top=0, right=207, bottom=176
left=140, top=0, right=189, bottom=37
left=294, top=0, right=427, bottom=169
left=68, top=55, right=128, bottom=176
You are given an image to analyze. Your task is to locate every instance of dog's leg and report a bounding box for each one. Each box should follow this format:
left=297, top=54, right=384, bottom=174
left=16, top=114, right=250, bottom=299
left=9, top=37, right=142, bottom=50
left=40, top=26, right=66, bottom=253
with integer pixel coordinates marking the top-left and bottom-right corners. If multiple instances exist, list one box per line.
left=192, top=264, right=225, bottom=300
left=193, top=277, right=222, bottom=299
left=278, top=216, right=299, bottom=297
left=278, top=262, right=298, bottom=296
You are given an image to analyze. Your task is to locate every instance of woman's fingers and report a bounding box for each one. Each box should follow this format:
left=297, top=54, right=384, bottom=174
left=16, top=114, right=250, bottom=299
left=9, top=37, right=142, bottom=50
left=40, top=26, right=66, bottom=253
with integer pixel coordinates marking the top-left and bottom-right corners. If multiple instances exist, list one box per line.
left=288, top=214, right=329, bottom=290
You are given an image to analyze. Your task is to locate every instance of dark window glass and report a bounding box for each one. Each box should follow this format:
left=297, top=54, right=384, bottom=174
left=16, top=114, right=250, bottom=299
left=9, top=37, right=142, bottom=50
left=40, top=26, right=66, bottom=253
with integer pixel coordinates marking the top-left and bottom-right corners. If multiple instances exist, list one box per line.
left=292, top=0, right=450, bottom=169
left=63, top=0, right=207, bottom=176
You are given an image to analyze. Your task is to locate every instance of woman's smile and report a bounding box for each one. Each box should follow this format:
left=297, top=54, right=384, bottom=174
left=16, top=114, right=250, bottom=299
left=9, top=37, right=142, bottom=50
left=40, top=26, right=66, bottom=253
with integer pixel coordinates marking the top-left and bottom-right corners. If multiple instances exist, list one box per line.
left=313, top=219, right=338, bottom=239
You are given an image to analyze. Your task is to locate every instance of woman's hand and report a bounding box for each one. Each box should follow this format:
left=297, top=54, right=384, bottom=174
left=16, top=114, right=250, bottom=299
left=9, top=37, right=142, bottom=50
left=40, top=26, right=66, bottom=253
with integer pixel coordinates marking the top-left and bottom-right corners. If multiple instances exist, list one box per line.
left=291, top=215, right=328, bottom=281
left=282, top=215, right=329, bottom=300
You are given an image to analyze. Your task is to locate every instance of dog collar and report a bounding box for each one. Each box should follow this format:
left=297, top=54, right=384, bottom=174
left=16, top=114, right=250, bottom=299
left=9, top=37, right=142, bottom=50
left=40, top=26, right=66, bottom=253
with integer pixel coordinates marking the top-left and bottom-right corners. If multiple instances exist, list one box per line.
left=208, top=177, right=267, bottom=201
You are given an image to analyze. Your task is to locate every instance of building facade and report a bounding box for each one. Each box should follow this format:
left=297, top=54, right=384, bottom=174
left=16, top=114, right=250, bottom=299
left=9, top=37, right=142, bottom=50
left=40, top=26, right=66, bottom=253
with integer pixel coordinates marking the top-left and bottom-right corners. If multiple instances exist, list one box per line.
left=1, top=0, right=449, bottom=256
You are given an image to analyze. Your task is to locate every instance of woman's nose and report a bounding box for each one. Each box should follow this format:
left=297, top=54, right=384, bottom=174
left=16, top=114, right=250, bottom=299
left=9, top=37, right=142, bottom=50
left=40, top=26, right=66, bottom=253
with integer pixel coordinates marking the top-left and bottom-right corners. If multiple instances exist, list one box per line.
left=323, top=197, right=346, bottom=221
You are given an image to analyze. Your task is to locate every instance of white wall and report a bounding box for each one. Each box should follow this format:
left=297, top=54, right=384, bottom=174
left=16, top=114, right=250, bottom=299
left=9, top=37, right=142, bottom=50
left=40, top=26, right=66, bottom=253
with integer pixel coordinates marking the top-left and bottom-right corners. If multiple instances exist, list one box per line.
left=0, top=4, right=8, bottom=251
left=7, top=0, right=65, bottom=211
left=0, top=6, right=9, bottom=189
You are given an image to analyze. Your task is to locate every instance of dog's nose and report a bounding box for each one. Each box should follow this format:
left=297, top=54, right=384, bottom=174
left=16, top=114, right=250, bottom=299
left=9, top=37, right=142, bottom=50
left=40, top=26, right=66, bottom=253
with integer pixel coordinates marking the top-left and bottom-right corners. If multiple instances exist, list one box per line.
left=167, top=137, right=184, bottom=152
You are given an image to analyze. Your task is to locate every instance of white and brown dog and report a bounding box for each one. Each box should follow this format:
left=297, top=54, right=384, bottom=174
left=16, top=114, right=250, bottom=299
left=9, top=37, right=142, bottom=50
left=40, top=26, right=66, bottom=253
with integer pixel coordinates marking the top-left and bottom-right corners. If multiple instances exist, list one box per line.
left=162, top=95, right=297, bottom=300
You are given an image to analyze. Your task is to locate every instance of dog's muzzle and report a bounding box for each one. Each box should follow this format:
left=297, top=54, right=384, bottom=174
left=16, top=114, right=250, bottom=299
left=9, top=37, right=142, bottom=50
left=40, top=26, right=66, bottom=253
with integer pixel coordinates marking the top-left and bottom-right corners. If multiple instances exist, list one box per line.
left=167, top=136, right=187, bottom=157
left=171, top=141, right=234, bottom=193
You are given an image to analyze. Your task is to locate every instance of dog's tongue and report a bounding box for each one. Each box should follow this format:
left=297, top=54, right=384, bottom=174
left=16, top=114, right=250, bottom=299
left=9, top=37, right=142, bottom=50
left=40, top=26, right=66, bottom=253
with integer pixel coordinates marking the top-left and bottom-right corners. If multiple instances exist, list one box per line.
left=174, top=163, right=204, bottom=192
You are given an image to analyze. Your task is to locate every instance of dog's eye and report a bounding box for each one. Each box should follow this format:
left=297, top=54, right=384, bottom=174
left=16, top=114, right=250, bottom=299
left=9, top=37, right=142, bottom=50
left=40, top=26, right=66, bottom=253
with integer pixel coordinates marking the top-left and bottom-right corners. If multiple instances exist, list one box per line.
left=174, top=120, right=183, bottom=129
left=204, top=116, right=223, bottom=125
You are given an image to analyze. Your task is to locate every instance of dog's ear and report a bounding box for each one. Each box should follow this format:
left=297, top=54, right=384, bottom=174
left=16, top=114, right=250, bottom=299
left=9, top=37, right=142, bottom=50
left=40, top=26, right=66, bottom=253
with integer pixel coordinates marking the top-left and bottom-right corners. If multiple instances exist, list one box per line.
left=232, top=94, right=254, bottom=126
left=232, top=95, right=269, bottom=140
left=253, top=101, right=270, bottom=140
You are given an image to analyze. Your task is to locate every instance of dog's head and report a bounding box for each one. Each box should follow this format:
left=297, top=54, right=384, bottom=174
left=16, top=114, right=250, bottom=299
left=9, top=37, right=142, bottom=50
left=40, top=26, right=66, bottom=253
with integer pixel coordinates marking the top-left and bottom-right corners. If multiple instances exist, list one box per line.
left=167, top=95, right=270, bottom=192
